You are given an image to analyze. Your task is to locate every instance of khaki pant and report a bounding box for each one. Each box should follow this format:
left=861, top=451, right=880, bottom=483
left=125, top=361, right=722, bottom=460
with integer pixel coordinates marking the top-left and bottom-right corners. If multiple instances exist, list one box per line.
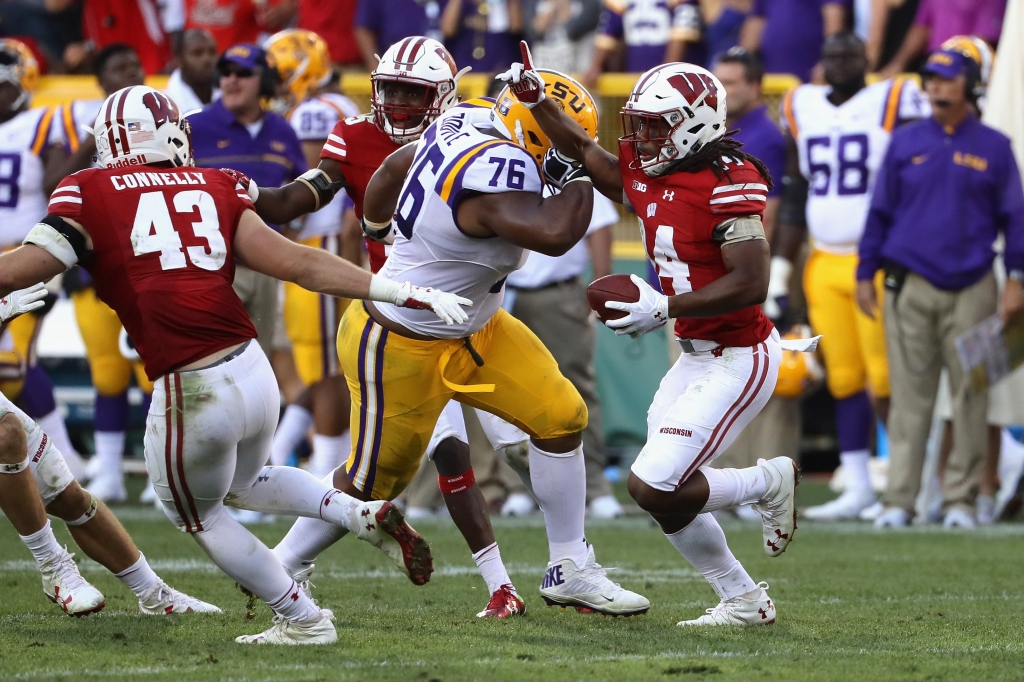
left=713, top=395, right=802, bottom=470
left=232, top=264, right=279, bottom=359
left=884, top=271, right=997, bottom=514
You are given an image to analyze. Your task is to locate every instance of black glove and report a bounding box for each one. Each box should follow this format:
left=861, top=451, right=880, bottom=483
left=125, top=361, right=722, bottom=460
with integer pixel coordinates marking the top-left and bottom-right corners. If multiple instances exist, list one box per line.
left=542, top=148, right=591, bottom=189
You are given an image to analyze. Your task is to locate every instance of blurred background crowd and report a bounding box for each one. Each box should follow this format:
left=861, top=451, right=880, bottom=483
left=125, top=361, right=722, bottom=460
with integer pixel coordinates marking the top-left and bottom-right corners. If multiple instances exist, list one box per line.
left=1, top=0, right=1022, bottom=532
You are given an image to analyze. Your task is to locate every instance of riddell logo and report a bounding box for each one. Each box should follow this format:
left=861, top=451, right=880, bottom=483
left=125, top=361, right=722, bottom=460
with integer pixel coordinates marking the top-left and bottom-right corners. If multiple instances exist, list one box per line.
left=106, top=155, right=147, bottom=168
left=660, top=427, right=693, bottom=438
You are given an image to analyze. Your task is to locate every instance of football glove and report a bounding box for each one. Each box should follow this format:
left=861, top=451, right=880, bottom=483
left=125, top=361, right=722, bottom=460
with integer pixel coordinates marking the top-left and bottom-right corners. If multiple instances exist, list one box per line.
left=604, top=274, right=670, bottom=338
left=542, top=149, right=591, bottom=189
left=368, top=275, right=473, bottom=326
left=495, top=42, right=545, bottom=108
left=296, top=168, right=342, bottom=211
left=222, top=168, right=259, bottom=203
left=0, top=283, right=47, bottom=323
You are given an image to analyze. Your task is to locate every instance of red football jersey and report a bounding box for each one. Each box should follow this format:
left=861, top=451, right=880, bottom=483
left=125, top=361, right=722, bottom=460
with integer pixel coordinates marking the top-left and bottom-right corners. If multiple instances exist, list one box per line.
left=320, top=114, right=398, bottom=274
left=48, top=167, right=257, bottom=379
left=619, top=143, right=774, bottom=348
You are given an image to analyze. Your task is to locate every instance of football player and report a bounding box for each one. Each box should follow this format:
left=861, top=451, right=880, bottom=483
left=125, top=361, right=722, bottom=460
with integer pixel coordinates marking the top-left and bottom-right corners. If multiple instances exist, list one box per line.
left=500, top=44, right=804, bottom=626
left=48, top=43, right=153, bottom=504
left=0, top=85, right=471, bottom=644
left=0, top=38, right=86, bottom=479
left=772, top=33, right=927, bottom=520
left=1, top=286, right=218, bottom=616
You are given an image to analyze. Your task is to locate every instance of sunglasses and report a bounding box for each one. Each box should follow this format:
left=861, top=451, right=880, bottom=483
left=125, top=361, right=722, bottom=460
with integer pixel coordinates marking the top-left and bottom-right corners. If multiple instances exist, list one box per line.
left=222, top=66, right=256, bottom=79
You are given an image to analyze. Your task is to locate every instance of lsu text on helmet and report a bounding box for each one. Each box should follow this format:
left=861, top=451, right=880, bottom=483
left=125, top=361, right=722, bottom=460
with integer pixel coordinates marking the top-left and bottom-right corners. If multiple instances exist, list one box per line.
left=264, top=29, right=332, bottom=111
left=0, top=39, right=40, bottom=112
left=372, top=37, right=471, bottom=144
left=621, top=63, right=727, bottom=177
left=773, top=324, right=825, bottom=399
left=492, top=70, right=598, bottom=165
left=93, top=86, right=193, bottom=169
left=939, top=35, right=994, bottom=104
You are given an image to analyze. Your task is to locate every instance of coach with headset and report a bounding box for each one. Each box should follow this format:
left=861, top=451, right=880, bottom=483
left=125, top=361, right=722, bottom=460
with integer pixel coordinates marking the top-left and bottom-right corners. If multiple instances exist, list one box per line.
left=188, top=43, right=308, bottom=358
left=856, top=46, right=1024, bottom=528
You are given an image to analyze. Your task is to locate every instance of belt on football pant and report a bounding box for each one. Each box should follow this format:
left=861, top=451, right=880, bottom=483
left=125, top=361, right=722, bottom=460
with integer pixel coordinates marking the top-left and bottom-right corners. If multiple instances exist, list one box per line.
left=676, top=338, right=722, bottom=354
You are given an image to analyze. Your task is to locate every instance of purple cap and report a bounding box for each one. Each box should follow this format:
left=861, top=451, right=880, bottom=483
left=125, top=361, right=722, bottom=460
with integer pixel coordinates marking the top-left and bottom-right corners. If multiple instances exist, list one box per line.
left=218, top=43, right=268, bottom=72
left=922, top=49, right=969, bottom=80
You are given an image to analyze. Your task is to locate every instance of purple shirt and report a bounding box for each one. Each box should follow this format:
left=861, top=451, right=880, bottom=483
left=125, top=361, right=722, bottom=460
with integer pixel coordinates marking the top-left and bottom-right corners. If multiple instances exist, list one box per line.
left=914, top=0, right=1006, bottom=50
left=443, top=0, right=521, bottom=73
left=597, top=0, right=689, bottom=73
left=731, top=105, right=785, bottom=197
left=753, top=0, right=848, bottom=82
left=857, top=115, right=1024, bottom=290
left=355, top=0, right=442, bottom=55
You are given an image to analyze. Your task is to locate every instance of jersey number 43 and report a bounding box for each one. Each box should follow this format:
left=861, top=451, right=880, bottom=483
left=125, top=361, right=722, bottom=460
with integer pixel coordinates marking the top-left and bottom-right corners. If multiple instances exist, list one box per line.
left=132, top=190, right=227, bottom=271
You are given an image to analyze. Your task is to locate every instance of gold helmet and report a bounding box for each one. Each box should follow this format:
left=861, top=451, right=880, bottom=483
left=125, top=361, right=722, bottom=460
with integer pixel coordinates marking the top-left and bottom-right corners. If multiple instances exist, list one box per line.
left=939, top=35, right=995, bottom=105
left=263, top=29, right=332, bottom=110
left=0, top=39, right=39, bottom=111
left=773, top=325, right=825, bottom=399
left=492, top=70, right=598, bottom=165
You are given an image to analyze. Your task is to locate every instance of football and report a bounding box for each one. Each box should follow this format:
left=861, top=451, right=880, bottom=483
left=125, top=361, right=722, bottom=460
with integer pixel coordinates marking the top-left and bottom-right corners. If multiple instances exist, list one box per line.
left=587, top=274, right=641, bottom=322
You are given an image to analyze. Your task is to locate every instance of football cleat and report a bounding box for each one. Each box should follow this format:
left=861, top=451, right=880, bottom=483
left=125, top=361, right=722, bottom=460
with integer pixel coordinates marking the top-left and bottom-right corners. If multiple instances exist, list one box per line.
left=539, top=545, right=650, bottom=617
left=500, top=492, right=537, bottom=517
left=40, top=548, right=106, bottom=616
left=138, top=582, right=222, bottom=614
left=235, top=609, right=337, bottom=645
left=477, top=584, right=526, bottom=619
left=85, top=470, right=127, bottom=504
left=803, top=489, right=876, bottom=521
left=588, top=494, right=624, bottom=519
left=291, top=564, right=317, bottom=601
left=752, top=457, right=798, bottom=556
left=354, top=500, right=433, bottom=585
left=678, top=582, right=776, bottom=626
left=942, top=508, right=976, bottom=529
left=873, top=507, right=910, bottom=528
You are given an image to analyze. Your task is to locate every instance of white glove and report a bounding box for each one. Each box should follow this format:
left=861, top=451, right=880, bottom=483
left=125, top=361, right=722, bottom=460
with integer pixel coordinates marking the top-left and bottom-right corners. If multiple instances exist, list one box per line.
left=763, top=256, right=792, bottom=321
left=494, top=41, right=546, bottom=108
left=0, top=283, right=47, bottom=323
left=604, top=274, right=670, bottom=338
left=368, top=274, right=473, bottom=326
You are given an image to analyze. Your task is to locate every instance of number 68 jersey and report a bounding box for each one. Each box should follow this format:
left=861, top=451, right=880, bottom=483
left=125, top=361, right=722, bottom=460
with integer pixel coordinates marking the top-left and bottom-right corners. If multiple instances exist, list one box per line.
left=781, top=78, right=928, bottom=253
left=37, top=167, right=257, bottom=379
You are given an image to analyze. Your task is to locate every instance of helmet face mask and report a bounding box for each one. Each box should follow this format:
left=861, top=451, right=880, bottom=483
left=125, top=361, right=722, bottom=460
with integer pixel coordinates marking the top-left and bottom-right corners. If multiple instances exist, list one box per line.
left=621, top=110, right=685, bottom=174
left=93, top=87, right=194, bottom=169
left=372, top=77, right=440, bottom=140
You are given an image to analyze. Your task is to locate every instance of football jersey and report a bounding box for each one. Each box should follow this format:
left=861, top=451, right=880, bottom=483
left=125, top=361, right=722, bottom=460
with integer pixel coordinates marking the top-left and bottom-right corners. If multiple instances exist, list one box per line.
left=288, top=93, right=361, bottom=241
left=320, top=113, right=399, bottom=273
left=53, top=99, right=103, bottom=158
left=0, top=107, right=60, bottom=248
left=374, top=103, right=541, bottom=339
left=619, top=143, right=774, bottom=348
left=781, top=78, right=928, bottom=253
left=44, top=167, right=257, bottom=379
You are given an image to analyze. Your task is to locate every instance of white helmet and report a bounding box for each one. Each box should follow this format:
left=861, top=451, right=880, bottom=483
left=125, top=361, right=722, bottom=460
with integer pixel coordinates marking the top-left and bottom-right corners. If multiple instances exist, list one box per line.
left=92, top=86, right=193, bottom=169
left=620, top=63, right=727, bottom=177
left=371, top=36, right=471, bottom=144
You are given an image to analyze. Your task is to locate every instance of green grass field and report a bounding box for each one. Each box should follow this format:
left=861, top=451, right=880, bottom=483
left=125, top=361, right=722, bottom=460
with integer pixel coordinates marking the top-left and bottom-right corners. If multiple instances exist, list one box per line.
left=3, top=481, right=1024, bottom=682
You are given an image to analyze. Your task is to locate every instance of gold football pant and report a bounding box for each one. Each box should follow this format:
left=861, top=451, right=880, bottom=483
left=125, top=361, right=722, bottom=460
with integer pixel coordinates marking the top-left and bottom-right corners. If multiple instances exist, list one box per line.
left=72, top=287, right=153, bottom=396
left=285, top=236, right=349, bottom=386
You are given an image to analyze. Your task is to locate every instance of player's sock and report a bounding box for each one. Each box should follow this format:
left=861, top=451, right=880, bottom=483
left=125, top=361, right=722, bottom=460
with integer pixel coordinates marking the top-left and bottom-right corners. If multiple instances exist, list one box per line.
left=840, top=449, right=873, bottom=495
left=308, top=433, right=348, bottom=479
left=274, top=518, right=349, bottom=576
left=698, top=465, right=769, bottom=512
left=230, top=466, right=361, bottom=531
left=270, top=403, right=314, bottom=466
left=268, top=580, right=322, bottom=622
left=34, top=410, right=87, bottom=479
left=666, top=513, right=757, bottom=600
left=20, top=519, right=63, bottom=567
left=529, top=442, right=588, bottom=567
left=114, top=552, right=161, bottom=598
left=473, top=542, right=513, bottom=594
left=92, top=430, right=126, bottom=477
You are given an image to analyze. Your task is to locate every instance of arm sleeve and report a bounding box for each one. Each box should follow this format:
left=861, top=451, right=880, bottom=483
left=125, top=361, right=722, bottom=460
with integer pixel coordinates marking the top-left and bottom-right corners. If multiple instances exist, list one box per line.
left=997, top=143, right=1024, bottom=273
left=444, top=142, right=543, bottom=209
left=856, top=143, right=899, bottom=280
left=709, top=164, right=769, bottom=219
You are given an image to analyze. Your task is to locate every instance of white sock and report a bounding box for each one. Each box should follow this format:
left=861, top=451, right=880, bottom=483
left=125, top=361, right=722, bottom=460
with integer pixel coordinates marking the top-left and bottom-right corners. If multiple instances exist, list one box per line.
left=269, top=580, right=321, bottom=622
left=272, top=469, right=350, bottom=576
left=92, top=430, right=126, bottom=476
left=20, top=519, right=62, bottom=566
left=114, top=552, right=161, bottom=598
left=270, top=404, right=314, bottom=466
left=699, top=465, right=769, bottom=513
left=36, top=410, right=87, bottom=479
left=529, top=442, right=588, bottom=567
left=666, top=513, right=757, bottom=600
left=230, top=466, right=360, bottom=531
left=308, top=433, right=349, bottom=479
left=473, top=542, right=513, bottom=594
left=840, top=449, right=872, bottom=494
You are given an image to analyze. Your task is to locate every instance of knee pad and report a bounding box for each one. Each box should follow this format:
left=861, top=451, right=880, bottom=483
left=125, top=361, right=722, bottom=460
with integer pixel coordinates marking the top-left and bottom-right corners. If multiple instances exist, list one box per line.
left=65, top=493, right=98, bottom=526
left=497, top=441, right=530, bottom=473
left=438, top=467, right=476, bottom=495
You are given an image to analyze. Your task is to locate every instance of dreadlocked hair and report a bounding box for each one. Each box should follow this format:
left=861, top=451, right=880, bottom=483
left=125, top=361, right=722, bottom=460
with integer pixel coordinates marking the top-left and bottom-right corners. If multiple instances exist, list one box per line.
left=662, top=130, right=774, bottom=191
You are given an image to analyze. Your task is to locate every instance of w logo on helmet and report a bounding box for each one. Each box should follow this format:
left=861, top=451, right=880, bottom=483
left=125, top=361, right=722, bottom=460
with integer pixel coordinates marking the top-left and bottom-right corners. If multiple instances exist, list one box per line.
left=142, top=91, right=179, bottom=127
left=668, top=73, right=719, bottom=111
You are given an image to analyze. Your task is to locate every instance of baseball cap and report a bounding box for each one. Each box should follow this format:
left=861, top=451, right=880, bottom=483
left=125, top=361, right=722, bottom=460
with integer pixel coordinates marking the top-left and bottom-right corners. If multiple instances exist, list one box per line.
left=922, top=49, right=969, bottom=80
left=218, top=43, right=268, bottom=73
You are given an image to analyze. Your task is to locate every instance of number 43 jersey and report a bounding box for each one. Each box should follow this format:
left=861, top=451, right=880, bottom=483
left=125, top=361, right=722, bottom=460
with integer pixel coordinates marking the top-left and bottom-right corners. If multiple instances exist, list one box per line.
left=41, top=167, right=257, bottom=379
left=781, top=78, right=928, bottom=253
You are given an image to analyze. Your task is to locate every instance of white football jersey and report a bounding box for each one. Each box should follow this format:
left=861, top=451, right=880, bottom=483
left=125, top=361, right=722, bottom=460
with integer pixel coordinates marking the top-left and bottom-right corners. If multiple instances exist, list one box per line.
left=375, top=101, right=542, bottom=338
left=52, top=99, right=103, bottom=160
left=288, top=93, right=361, bottom=240
left=782, top=78, right=928, bottom=253
left=0, top=107, right=61, bottom=248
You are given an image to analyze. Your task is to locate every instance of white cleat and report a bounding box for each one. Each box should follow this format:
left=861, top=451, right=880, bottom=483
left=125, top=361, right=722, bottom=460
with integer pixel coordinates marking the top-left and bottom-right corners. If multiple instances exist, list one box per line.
left=235, top=609, right=337, bottom=645
left=85, top=471, right=127, bottom=504
left=678, top=582, right=776, bottom=626
left=942, top=508, right=976, bottom=529
left=139, top=480, right=158, bottom=504
left=539, top=545, right=650, bottom=617
left=873, top=507, right=910, bottom=528
left=40, top=548, right=106, bottom=616
left=858, top=501, right=885, bottom=522
left=803, top=489, right=876, bottom=521
left=353, top=500, right=433, bottom=585
left=588, top=495, right=624, bottom=519
left=501, top=492, right=537, bottom=517
left=138, top=582, right=222, bottom=614
left=752, top=457, right=799, bottom=556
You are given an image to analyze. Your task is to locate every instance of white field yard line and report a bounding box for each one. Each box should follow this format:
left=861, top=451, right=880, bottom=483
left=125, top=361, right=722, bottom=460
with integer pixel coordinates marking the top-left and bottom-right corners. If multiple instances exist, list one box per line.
left=10, top=645, right=1024, bottom=680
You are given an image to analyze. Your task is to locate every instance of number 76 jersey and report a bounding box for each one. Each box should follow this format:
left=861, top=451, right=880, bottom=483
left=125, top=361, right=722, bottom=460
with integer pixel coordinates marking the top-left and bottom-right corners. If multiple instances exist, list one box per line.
left=781, top=78, right=928, bottom=253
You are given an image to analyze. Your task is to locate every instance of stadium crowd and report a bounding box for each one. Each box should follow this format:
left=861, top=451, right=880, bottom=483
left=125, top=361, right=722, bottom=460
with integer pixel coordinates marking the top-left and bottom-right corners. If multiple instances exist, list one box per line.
left=0, top=0, right=1021, bottom=637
